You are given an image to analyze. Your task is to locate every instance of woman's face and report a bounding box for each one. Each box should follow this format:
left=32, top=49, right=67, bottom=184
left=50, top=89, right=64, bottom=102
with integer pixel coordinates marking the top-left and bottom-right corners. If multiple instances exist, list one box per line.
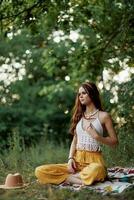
left=78, top=86, right=92, bottom=105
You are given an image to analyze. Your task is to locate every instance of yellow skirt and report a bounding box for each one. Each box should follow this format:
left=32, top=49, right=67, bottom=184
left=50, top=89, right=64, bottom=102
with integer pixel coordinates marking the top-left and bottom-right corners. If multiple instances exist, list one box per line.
left=35, top=150, right=107, bottom=185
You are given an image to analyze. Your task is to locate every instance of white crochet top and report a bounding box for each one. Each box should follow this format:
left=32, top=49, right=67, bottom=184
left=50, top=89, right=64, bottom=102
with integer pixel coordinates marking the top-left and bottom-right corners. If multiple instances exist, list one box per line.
left=76, top=116, right=103, bottom=152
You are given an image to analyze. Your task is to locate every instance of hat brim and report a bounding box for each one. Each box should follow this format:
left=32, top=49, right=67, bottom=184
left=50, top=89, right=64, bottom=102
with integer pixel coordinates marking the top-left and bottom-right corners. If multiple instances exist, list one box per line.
left=0, top=183, right=29, bottom=189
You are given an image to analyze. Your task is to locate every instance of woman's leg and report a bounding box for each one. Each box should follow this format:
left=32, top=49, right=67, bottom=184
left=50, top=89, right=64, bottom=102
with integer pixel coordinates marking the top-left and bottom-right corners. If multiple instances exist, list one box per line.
left=80, top=162, right=107, bottom=185
left=35, top=163, right=69, bottom=185
left=35, top=162, right=106, bottom=186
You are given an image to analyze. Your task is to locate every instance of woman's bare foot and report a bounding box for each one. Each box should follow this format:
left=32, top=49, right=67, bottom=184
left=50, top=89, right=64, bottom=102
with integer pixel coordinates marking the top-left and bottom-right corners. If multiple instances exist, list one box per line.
left=65, top=173, right=83, bottom=185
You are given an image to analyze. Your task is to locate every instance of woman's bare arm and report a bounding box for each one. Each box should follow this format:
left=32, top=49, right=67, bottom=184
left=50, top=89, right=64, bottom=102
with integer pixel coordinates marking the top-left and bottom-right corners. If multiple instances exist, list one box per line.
left=68, top=134, right=77, bottom=159
left=86, top=113, right=118, bottom=147
left=67, top=133, right=77, bottom=173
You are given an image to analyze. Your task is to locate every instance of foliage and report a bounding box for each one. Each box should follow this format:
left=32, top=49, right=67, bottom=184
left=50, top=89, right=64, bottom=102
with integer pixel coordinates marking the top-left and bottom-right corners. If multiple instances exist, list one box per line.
left=0, top=0, right=133, bottom=162
left=101, top=76, right=134, bottom=165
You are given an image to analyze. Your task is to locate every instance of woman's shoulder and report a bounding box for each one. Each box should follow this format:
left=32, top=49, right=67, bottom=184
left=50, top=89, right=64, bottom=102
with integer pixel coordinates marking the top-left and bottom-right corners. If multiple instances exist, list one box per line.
left=98, top=110, right=111, bottom=123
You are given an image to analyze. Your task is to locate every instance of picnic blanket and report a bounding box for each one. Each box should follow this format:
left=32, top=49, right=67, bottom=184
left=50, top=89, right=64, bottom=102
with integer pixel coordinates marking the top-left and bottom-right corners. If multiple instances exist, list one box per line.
left=58, top=167, right=134, bottom=195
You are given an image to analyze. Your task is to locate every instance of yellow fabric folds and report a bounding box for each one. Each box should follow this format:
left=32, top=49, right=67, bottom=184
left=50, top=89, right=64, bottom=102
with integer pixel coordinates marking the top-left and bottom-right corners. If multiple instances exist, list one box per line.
left=35, top=150, right=107, bottom=185
left=74, top=150, right=106, bottom=165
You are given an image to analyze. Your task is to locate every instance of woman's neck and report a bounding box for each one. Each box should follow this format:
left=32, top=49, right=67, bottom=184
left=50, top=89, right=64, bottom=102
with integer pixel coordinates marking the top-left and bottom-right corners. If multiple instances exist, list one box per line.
left=85, top=105, right=97, bottom=115
left=84, top=105, right=98, bottom=119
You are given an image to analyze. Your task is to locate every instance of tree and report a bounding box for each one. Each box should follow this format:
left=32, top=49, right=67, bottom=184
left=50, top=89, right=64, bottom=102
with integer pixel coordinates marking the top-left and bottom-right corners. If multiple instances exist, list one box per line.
left=0, top=0, right=133, bottom=157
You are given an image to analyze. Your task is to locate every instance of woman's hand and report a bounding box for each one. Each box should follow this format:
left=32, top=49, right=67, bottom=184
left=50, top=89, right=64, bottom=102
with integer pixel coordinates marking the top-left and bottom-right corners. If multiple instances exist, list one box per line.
left=67, top=158, right=76, bottom=174
left=85, top=124, right=99, bottom=140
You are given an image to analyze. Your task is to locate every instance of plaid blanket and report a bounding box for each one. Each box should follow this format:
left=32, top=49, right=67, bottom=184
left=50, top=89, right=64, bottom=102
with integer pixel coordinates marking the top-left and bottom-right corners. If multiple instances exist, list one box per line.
left=58, top=167, right=134, bottom=194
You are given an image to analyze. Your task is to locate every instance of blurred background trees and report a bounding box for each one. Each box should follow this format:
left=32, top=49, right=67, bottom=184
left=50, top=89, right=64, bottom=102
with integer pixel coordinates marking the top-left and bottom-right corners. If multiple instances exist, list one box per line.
left=0, top=0, right=133, bottom=163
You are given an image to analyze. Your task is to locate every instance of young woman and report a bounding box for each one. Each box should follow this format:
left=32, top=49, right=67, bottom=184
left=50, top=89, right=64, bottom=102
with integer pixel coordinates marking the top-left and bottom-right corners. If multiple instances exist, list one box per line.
left=35, top=82, right=118, bottom=186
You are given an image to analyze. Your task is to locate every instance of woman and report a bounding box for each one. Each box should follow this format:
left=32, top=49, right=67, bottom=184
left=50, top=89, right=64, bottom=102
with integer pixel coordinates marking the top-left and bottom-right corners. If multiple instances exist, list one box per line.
left=35, top=82, right=118, bottom=186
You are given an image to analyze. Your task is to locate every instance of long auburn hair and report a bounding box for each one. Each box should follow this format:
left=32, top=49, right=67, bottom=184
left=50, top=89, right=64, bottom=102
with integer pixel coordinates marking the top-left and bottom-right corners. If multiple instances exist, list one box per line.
left=70, top=82, right=103, bottom=135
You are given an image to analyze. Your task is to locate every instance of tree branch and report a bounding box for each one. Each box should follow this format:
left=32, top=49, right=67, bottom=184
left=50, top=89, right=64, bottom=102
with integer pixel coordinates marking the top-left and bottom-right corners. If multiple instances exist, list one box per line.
left=0, top=1, right=42, bottom=21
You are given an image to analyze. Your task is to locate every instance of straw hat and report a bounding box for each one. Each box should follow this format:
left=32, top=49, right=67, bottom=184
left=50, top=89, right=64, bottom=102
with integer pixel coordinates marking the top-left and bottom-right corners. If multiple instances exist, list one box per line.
left=0, top=173, right=29, bottom=189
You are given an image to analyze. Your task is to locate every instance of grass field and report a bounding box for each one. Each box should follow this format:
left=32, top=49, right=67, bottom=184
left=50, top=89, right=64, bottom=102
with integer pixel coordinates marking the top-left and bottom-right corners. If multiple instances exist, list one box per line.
left=0, top=137, right=133, bottom=200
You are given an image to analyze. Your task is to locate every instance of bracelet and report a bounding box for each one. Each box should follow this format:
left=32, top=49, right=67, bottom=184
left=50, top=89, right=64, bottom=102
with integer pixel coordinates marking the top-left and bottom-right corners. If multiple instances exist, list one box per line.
left=68, top=157, right=74, bottom=161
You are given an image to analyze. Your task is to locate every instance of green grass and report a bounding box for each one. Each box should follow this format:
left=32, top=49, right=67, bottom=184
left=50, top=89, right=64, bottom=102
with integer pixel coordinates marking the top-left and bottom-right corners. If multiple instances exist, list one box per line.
left=0, top=136, right=133, bottom=200
left=0, top=185, right=134, bottom=200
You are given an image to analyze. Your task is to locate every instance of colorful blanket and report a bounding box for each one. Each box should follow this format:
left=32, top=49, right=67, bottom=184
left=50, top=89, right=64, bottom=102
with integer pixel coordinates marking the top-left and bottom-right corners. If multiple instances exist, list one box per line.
left=58, top=167, right=134, bottom=194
